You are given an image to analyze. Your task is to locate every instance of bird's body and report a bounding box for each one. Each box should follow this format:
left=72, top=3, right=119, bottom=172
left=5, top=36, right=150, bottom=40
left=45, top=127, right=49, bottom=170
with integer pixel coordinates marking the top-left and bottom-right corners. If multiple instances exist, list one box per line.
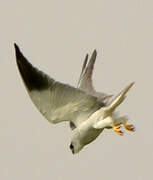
left=70, top=105, right=130, bottom=153
left=14, top=44, right=135, bottom=154
left=70, top=112, right=104, bottom=153
left=77, top=114, right=103, bottom=145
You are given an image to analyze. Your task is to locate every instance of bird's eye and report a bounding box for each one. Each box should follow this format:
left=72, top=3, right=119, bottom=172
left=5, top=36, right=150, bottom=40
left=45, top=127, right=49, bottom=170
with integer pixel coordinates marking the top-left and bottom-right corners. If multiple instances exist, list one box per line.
left=69, top=143, right=74, bottom=150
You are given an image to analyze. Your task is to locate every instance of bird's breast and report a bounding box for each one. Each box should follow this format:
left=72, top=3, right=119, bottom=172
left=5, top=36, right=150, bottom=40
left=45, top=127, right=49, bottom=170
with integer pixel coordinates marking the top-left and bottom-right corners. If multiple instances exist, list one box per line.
left=79, top=123, right=103, bottom=145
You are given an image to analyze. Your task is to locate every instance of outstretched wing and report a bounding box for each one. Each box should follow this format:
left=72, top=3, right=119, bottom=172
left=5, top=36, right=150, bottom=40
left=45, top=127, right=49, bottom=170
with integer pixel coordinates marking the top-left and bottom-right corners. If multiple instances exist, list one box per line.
left=77, top=53, right=88, bottom=88
left=77, top=50, right=96, bottom=93
left=77, top=50, right=112, bottom=103
left=15, top=44, right=103, bottom=127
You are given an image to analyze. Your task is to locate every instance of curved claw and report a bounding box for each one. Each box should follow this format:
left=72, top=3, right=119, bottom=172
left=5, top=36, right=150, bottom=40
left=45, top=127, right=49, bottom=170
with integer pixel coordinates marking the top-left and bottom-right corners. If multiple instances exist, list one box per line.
left=113, top=125, right=124, bottom=136
left=125, top=124, right=136, bottom=132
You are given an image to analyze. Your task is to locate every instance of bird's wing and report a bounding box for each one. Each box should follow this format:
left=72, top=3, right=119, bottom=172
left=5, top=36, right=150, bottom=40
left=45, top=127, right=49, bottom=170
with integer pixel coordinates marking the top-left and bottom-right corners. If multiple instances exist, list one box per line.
left=77, top=50, right=96, bottom=93
left=15, top=44, right=102, bottom=127
left=77, top=50, right=112, bottom=104
left=77, top=53, right=88, bottom=88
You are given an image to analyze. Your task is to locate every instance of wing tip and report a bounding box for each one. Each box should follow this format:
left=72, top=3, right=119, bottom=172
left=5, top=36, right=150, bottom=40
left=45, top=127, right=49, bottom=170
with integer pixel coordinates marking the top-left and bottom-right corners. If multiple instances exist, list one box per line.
left=93, top=49, right=97, bottom=56
left=14, top=42, right=18, bottom=48
left=90, top=49, right=97, bottom=60
left=88, top=49, right=97, bottom=65
left=85, top=53, right=89, bottom=60
left=14, top=43, right=20, bottom=53
left=14, top=43, right=23, bottom=62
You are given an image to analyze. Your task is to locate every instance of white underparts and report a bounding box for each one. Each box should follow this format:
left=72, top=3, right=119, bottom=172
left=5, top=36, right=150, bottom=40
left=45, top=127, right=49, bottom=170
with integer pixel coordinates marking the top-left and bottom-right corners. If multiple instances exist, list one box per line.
left=93, top=114, right=128, bottom=129
left=93, top=116, right=113, bottom=129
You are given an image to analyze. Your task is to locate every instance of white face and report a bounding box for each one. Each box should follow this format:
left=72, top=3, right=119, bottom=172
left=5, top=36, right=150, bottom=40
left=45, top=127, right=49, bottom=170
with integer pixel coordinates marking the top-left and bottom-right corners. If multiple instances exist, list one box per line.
left=69, top=131, right=84, bottom=154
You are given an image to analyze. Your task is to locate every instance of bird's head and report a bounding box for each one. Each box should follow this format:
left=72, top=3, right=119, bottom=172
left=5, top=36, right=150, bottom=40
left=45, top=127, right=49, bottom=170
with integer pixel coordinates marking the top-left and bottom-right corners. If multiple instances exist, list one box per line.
left=69, top=141, right=83, bottom=154
left=69, top=131, right=84, bottom=154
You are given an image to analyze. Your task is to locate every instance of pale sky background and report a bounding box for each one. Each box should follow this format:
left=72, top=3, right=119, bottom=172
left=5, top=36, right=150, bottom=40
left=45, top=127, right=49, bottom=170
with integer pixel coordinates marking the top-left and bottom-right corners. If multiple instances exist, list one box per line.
left=0, top=0, right=153, bottom=179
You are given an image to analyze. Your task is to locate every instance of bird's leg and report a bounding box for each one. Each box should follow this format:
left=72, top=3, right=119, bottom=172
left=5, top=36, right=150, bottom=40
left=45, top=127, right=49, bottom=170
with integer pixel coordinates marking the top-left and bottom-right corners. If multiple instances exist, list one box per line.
left=110, top=115, right=124, bottom=135
left=122, top=116, right=135, bottom=132
left=115, top=116, right=135, bottom=132
left=112, top=123, right=123, bottom=135
left=94, top=114, right=124, bottom=135
left=112, top=115, right=125, bottom=135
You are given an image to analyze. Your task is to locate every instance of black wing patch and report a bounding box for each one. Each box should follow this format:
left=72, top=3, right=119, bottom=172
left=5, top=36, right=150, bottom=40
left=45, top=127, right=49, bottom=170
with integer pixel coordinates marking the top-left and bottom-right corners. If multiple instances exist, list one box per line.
left=14, top=43, right=51, bottom=91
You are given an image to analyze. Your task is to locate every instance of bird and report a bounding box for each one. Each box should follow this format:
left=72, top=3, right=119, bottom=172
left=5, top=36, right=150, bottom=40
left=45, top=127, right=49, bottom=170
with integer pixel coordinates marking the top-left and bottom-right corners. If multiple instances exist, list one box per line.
left=14, top=43, right=135, bottom=154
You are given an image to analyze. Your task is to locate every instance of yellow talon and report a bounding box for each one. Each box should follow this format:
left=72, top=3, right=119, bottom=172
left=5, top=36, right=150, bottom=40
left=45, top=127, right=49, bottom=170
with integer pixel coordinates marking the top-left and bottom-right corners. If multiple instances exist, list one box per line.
left=113, top=125, right=123, bottom=136
left=124, top=124, right=135, bottom=132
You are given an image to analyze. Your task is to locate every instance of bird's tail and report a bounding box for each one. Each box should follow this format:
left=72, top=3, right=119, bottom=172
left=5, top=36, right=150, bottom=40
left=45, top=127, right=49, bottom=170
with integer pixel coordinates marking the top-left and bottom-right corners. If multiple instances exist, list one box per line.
left=104, top=82, right=135, bottom=113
